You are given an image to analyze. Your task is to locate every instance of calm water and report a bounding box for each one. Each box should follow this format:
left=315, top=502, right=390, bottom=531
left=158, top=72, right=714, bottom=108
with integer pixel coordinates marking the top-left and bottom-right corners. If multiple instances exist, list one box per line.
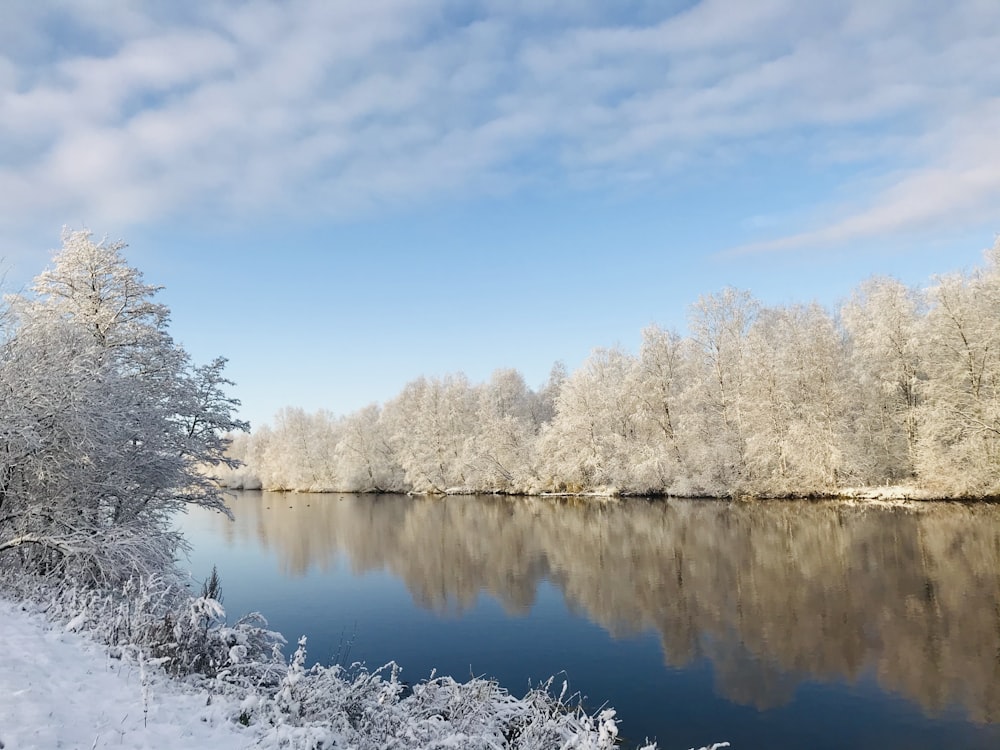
left=177, top=493, right=1000, bottom=749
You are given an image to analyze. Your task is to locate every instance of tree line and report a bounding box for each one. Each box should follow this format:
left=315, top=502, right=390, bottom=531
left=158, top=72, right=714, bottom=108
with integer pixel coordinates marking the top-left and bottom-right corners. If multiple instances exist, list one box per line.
left=224, top=240, right=1000, bottom=498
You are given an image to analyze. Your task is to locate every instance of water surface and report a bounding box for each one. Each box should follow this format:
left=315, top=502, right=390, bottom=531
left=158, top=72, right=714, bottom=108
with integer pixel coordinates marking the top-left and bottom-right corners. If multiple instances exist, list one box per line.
left=177, top=493, right=1000, bottom=749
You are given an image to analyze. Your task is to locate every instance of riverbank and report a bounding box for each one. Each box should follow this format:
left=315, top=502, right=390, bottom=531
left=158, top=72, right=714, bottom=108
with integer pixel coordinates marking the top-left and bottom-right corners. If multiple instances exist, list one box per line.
left=219, top=478, right=999, bottom=504
left=0, top=597, right=251, bottom=749
left=0, top=587, right=677, bottom=750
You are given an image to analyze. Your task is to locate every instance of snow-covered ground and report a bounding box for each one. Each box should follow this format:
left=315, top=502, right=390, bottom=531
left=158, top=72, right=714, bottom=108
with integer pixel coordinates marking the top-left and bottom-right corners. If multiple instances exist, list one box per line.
left=0, top=597, right=251, bottom=750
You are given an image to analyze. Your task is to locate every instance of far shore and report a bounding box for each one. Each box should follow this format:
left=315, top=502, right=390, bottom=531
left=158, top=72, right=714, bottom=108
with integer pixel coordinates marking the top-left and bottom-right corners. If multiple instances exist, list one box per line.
left=216, top=481, right=1000, bottom=505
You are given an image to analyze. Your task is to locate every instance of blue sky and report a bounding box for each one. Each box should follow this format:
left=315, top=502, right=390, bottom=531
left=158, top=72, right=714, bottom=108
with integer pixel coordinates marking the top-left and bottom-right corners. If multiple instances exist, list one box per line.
left=2, top=0, right=998, bottom=428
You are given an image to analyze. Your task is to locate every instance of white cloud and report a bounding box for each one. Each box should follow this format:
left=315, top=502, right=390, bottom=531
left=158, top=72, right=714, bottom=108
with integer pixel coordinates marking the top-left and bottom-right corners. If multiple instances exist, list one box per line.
left=0, top=0, right=998, bottom=247
left=727, top=101, right=1000, bottom=255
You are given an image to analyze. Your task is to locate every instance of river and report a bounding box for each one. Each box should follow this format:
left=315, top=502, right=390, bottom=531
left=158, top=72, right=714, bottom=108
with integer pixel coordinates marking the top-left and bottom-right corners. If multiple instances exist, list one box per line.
left=176, top=492, right=1000, bottom=749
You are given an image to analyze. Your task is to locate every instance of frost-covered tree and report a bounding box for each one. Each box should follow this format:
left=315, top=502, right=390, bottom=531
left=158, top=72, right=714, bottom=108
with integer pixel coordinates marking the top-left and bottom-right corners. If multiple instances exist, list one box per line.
left=917, top=242, right=1000, bottom=494
left=253, top=407, right=342, bottom=491
left=630, top=325, right=689, bottom=491
left=383, top=374, right=478, bottom=493
left=841, top=277, right=925, bottom=481
left=212, top=430, right=262, bottom=490
left=742, top=304, right=853, bottom=493
left=683, top=287, right=758, bottom=492
left=335, top=404, right=404, bottom=492
left=528, top=361, right=567, bottom=427
left=464, top=368, right=538, bottom=492
left=0, top=230, right=247, bottom=583
left=538, top=347, right=642, bottom=492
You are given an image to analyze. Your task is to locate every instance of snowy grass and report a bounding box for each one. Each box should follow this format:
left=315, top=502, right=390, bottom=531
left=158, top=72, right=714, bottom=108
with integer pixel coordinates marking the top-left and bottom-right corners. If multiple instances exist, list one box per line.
left=0, top=569, right=733, bottom=749
left=0, top=595, right=253, bottom=749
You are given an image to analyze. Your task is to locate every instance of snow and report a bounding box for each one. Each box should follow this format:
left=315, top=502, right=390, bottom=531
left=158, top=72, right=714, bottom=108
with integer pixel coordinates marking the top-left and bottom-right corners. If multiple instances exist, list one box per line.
left=0, top=592, right=726, bottom=750
left=0, top=597, right=251, bottom=750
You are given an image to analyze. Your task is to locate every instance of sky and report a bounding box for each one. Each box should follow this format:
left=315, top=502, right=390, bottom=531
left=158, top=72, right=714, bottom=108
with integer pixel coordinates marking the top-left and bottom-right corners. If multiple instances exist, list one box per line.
left=1, top=0, right=998, bottom=429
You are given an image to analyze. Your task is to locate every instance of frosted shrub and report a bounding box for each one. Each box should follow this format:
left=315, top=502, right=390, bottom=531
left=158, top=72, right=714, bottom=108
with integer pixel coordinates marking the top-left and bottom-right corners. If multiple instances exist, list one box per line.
left=233, top=640, right=652, bottom=750
left=150, top=594, right=279, bottom=678
left=0, top=569, right=285, bottom=683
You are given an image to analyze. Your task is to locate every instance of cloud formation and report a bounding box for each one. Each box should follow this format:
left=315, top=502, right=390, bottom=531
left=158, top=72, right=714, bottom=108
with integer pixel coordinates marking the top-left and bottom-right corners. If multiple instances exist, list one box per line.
left=1, top=0, right=997, bottom=249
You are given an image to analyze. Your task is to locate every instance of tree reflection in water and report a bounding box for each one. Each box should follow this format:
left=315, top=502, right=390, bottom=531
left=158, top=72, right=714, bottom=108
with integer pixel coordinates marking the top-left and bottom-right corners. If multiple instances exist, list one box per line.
left=202, top=493, right=1000, bottom=723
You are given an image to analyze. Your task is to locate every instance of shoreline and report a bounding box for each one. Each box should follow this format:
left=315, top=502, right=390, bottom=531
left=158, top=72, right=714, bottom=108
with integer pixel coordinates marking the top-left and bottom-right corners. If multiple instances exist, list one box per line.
left=219, top=482, right=1000, bottom=505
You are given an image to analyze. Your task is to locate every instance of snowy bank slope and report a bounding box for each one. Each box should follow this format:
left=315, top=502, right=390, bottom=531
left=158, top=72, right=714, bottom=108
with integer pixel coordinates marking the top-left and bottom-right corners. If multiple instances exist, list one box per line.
left=0, top=598, right=251, bottom=750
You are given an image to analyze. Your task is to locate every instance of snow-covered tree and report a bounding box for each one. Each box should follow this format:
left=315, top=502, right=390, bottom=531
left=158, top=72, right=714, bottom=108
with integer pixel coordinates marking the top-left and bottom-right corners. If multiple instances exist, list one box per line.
left=683, top=287, right=758, bottom=493
left=537, top=347, right=642, bottom=492
left=464, top=368, right=538, bottom=492
left=0, top=230, right=247, bottom=583
left=841, top=277, right=925, bottom=482
left=630, top=324, right=689, bottom=491
left=212, top=430, right=262, bottom=490
left=383, top=374, right=478, bottom=493
left=335, top=404, right=404, bottom=492
left=916, top=242, right=1000, bottom=494
left=742, top=304, right=853, bottom=493
left=252, top=407, right=342, bottom=491
left=528, top=361, right=567, bottom=427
